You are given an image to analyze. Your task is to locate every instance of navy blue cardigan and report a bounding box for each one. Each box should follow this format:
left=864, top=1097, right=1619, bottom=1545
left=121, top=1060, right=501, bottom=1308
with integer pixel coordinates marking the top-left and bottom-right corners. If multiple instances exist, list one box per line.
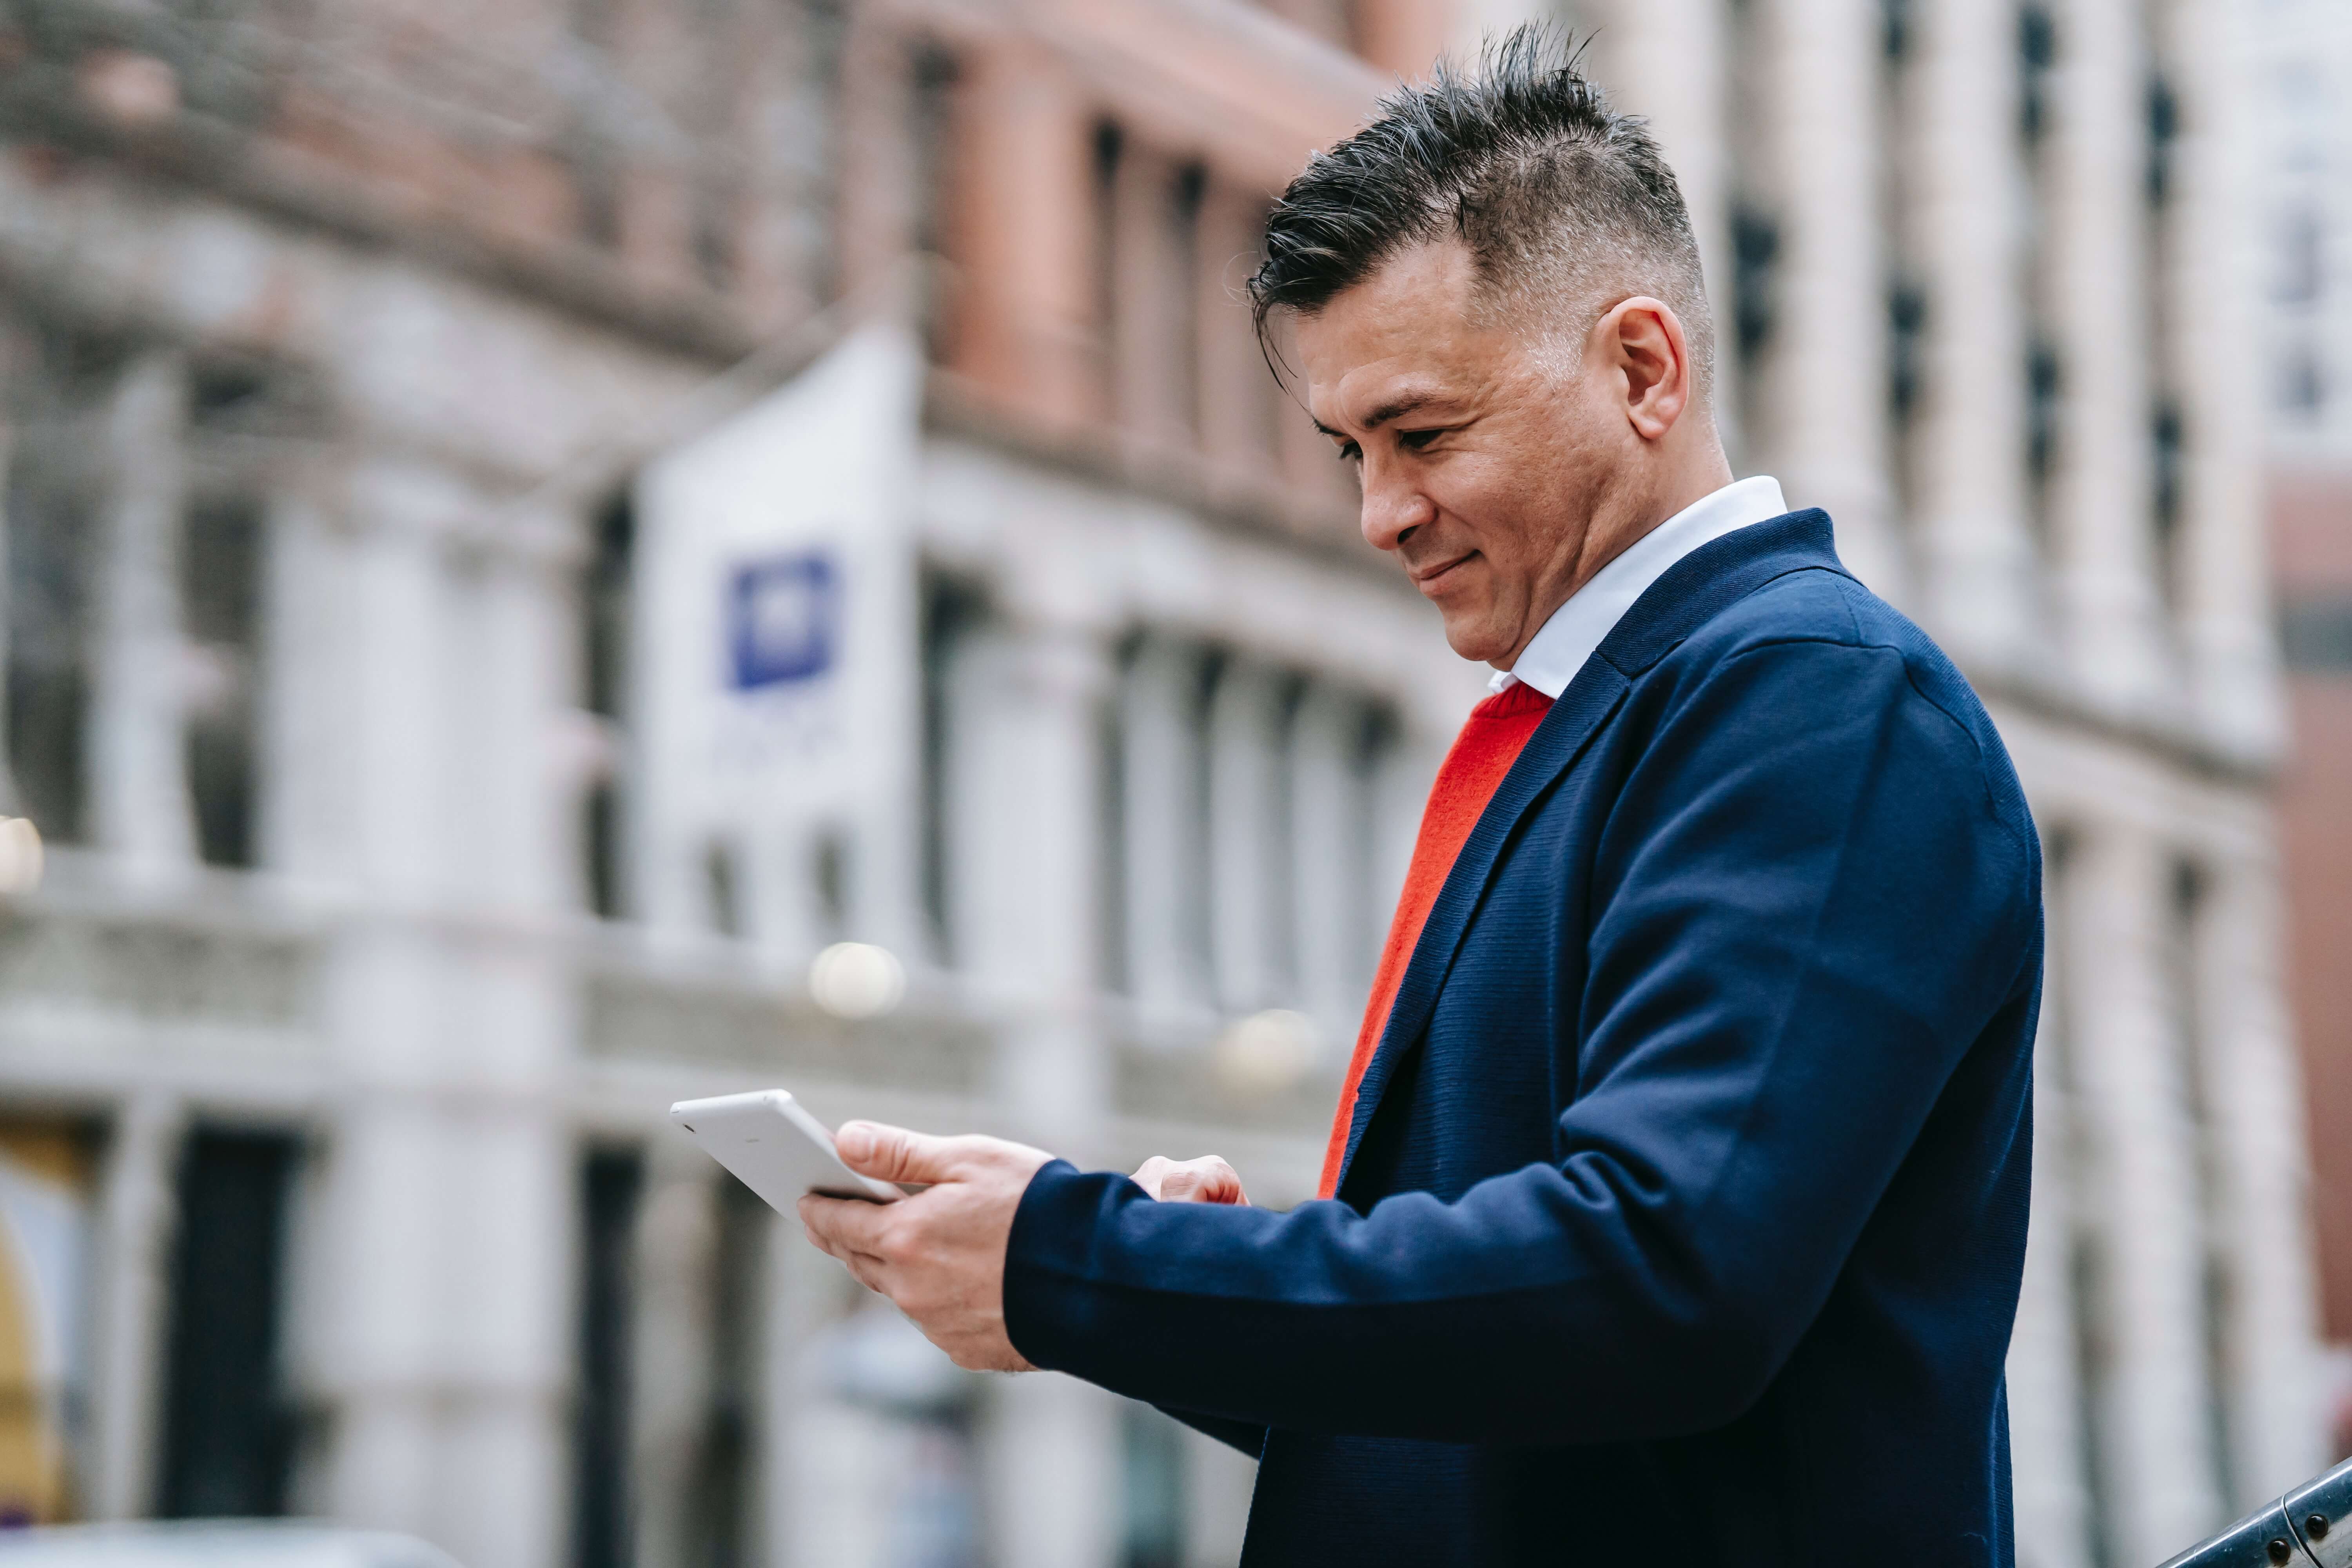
left=1005, top=512, right=2043, bottom=1567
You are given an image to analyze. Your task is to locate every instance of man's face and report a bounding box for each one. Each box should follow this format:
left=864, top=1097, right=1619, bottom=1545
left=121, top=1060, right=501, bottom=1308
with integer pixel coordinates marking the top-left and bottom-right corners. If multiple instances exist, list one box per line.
left=1294, top=241, right=1628, bottom=667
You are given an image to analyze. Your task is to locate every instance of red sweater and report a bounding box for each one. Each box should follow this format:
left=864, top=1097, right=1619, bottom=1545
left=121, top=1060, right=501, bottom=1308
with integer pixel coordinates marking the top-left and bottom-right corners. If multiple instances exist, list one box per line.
left=1318, top=681, right=1556, bottom=1198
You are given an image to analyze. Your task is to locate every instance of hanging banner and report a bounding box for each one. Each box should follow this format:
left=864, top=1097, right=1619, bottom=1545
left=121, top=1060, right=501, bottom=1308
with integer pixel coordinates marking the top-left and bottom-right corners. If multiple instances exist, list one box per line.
left=632, top=323, right=926, bottom=942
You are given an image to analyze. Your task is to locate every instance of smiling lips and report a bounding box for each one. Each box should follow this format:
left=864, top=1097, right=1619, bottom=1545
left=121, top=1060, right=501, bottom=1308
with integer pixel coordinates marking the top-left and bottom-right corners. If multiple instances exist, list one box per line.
left=1409, top=551, right=1478, bottom=592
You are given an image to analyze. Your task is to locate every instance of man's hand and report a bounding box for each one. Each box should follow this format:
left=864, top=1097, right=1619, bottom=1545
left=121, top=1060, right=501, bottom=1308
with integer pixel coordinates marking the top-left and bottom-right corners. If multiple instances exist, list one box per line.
left=1131, top=1154, right=1249, bottom=1205
left=798, top=1122, right=1053, bottom=1372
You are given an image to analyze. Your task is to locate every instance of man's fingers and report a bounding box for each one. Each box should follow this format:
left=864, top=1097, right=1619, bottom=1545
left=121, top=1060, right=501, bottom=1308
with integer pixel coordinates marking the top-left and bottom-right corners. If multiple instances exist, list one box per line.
left=1132, top=1155, right=1248, bottom=1205
left=799, top=1191, right=894, bottom=1261
left=1131, top=1156, right=1177, bottom=1199
left=835, top=1121, right=966, bottom=1185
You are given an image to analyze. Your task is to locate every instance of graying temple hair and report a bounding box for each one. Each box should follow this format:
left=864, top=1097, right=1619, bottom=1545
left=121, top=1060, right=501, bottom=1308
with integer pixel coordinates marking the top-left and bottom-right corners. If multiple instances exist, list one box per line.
left=1250, top=24, right=1716, bottom=397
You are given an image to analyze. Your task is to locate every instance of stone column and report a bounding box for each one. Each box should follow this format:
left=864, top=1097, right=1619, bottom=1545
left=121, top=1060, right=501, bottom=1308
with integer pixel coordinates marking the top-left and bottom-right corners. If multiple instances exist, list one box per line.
left=258, top=485, right=349, bottom=881
left=630, top=1151, right=719, bottom=1568
left=2165, top=0, right=2279, bottom=757
left=435, top=545, right=577, bottom=1568
left=1289, top=683, right=1368, bottom=1047
left=2192, top=848, right=2327, bottom=1506
left=90, top=350, right=196, bottom=878
left=1755, top=0, right=1904, bottom=601
left=305, top=472, right=452, bottom=1545
left=85, top=1092, right=183, bottom=1521
left=294, top=461, right=571, bottom=1568
left=2043, top=0, right=2164, bottom=710
left=2006, top=856, right=2094, bottom=1568
left=1207, top=661, right=1292, bottom=1015
left=943, top=615, right=1122, bottom=1568
left=2064, top=821, right=2223, bottom=1565
left=982, top=1372, right=1122, bottom=1568
left=1909, top=0, right=2038, bottom=661
left=758, top=1205, right=835, bottom=1568
left=1119, top=637, right=1210, bottom=1014
left=1584, top=0, right=1738, bottom=455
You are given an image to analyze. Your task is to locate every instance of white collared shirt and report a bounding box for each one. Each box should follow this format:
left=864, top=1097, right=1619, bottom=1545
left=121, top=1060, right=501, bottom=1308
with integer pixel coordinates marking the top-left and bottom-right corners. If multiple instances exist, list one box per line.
left=1489, top=475, right=1792, bottom=698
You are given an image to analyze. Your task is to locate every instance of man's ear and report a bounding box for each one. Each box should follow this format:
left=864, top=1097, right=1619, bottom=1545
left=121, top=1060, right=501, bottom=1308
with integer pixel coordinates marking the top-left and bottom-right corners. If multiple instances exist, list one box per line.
left=1602, top=296, right=1693, bottom=443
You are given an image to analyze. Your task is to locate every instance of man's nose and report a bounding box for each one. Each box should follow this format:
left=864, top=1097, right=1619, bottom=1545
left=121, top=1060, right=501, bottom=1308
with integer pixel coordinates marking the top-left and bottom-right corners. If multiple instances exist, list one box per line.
left=1358, top=459, right=1436, bottom=553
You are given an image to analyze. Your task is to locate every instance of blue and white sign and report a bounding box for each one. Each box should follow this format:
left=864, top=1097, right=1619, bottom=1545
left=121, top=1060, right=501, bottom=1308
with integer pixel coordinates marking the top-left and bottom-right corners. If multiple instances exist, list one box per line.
left=632, top=323, right=925, bottom=944
left=729, top=551, right=837, bottom=691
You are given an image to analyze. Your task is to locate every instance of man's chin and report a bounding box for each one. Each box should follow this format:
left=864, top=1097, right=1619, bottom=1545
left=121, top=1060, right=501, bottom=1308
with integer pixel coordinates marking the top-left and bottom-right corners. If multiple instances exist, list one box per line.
left=1438, top=614, right=1512, bottom=666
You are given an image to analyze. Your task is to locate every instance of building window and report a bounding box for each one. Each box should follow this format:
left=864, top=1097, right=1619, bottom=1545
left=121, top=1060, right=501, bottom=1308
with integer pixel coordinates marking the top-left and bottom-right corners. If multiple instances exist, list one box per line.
left=582, top=493, right=633, bottom=920
left=1173, top=162, right=1207, bottom=446
left=2018, top=4, right=2058, bottom=145
left=572, top=1147, right=642, bottom=1568
left=919, top=572, right=990, bottom=964
left=2276, top=206, right=2325, bottom=308
left=564, top=0, right=625, bottom=249
left=2017, top=4, right=2061, bottom=550
left=909, top=41, right=962, bottom=359
left=1094, top=120, right=1125, bottom=413
left=158, top=1129, right=300, bottom=1519
left=2151, top=399, right=2186, bottom=607
left=782, top=0, right=849, bottom=307
left=2142, top=23, right=2186, bottom=613
left=181, top=496, right=262, bottom=868
left=704, top=838, right=749, bottom=938
left=1730, top=202, right=1780, bottom=381
left=691, top=1176, right=766, bottom=1568
left=2280, top=349, right=2328, bottom=417
left=1880, top=0, right=1915, bottom=61
left=2143, top=74, right=2180, bottom=209
left=2025, top=337, right=2064, bottom=541
left=1886, top=280, right=1929, bottom=441
left=3, top=410, right=94, bottom=847
left=1879, top=0, right=1925, bottom=522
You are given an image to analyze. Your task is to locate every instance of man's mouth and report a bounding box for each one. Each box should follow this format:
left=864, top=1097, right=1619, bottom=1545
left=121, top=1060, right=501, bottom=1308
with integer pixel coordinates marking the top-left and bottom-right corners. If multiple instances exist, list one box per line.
left=1409, top=552, right=1476, bottom=592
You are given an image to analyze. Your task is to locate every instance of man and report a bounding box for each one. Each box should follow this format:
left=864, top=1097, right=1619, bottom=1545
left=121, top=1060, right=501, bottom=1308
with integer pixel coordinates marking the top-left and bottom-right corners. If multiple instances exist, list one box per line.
left=802, top=29, right=2040, bottom=1566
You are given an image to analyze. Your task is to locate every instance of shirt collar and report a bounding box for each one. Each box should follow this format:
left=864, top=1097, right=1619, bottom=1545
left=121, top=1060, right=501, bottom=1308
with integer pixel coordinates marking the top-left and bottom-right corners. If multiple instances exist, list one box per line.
left=1489, top=475, right=1791, bottom=699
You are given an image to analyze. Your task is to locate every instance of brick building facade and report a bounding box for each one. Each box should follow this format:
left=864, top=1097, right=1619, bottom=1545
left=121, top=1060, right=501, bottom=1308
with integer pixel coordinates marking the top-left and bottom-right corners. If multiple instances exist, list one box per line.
left=0, top=0, right=2326, bottom=1565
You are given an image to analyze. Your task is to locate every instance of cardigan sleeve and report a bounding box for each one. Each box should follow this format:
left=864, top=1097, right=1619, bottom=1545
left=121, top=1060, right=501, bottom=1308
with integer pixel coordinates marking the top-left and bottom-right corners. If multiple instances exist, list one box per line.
left=1000, top=635, right=2038, bottom=1444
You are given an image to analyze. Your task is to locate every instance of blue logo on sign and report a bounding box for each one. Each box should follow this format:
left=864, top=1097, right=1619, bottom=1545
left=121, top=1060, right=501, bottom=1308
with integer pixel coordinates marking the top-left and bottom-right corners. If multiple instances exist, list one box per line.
left=728, top=552, right=836, bottom=690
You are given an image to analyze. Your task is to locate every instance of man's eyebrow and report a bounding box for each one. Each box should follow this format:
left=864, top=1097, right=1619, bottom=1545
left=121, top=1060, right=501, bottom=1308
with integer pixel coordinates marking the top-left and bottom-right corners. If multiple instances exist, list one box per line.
left=1313, top=392, right=1439, bottom=439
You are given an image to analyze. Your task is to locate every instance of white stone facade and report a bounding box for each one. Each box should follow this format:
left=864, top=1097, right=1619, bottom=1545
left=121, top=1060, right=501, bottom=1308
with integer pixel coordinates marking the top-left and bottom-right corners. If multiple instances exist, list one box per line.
left=2255, top=0, right=2352, bottom=474
left=0, top=3, right=2324, bottom=1568
left=1566, top=0, right=2329, bottom=1563
left=0, top=52, right=1468, bottom=1564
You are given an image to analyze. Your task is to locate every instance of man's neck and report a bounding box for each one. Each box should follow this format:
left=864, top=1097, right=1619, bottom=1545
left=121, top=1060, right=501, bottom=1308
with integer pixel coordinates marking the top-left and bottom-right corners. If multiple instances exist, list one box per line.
left=1500, top=451, right=1738, bottom=671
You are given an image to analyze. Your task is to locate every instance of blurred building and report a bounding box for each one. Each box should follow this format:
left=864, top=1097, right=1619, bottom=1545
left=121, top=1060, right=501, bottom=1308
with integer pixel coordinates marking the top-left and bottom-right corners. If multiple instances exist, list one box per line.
left=0, top=0, right=1478, bottom=1564
left=1554, top=0, right=2327, bottom=1566
left=2258, top=0, right=2352, bottom=1457
left=0, top=3, right=2325, bottom=1568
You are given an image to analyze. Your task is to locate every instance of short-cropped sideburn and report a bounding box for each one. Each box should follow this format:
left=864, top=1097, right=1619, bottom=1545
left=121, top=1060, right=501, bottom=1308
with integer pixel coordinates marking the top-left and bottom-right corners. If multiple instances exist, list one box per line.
left=1250, top=24, right=1716, bottom=398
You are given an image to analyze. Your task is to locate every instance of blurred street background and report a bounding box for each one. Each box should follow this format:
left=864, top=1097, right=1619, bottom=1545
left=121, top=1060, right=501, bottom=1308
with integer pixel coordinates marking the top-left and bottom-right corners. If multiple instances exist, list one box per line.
left=0, top=0, right=2343, bottom=1563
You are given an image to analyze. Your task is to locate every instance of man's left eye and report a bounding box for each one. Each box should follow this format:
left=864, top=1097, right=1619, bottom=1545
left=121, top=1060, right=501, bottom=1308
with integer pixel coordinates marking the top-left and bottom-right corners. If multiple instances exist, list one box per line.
left=1399, top=428, right=1443, bottom=450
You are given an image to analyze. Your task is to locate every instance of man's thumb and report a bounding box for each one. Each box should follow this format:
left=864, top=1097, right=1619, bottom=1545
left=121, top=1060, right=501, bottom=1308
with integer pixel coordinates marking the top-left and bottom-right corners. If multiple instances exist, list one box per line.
left=834, top=1121, right=947, bottom=1183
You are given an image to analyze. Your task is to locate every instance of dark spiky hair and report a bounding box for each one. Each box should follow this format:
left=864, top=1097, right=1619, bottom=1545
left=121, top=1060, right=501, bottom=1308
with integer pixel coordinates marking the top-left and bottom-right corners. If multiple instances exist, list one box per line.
left=1250, top=24, right=1714, bottom=395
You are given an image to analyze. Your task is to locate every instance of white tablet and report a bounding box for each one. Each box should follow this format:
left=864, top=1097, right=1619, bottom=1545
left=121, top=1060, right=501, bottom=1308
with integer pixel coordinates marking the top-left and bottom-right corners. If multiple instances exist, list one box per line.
left=668, top=1090, right=902, bottom=1207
